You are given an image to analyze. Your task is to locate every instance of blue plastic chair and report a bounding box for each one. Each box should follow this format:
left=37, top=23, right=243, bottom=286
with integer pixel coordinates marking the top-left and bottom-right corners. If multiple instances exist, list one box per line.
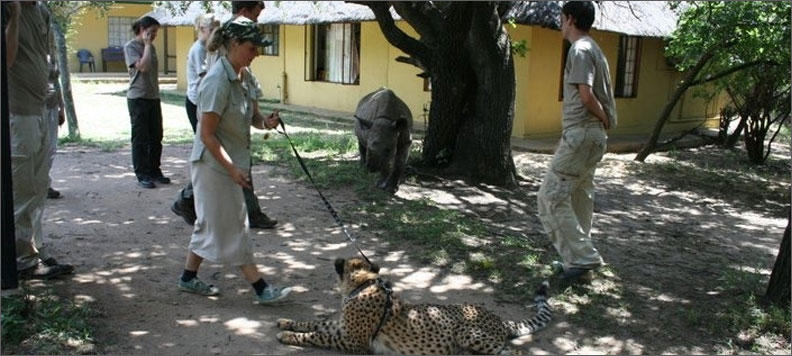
left=76, top=49, right=95, bottom=72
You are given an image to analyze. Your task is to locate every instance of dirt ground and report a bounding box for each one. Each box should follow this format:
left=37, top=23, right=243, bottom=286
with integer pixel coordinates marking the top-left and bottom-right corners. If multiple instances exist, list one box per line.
left=21, top=82, right=790, bottom=355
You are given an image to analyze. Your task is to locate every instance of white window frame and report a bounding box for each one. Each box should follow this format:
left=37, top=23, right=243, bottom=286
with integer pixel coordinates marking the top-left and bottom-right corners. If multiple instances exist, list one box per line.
left=306, top=23, right=360, bottom=85
left=108, top=16, right=135, bottom=47
left=259, top=24, right=279, bottom=56
left=616, top=35, right=641, bottom=98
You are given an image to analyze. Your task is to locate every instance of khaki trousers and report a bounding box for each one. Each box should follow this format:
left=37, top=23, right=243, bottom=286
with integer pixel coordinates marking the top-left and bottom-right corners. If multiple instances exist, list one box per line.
left=10, top=107, right=52, bottom=270
left=46, top=106, right=59, bottom=188
left=538, top=123, right=607, bottom=269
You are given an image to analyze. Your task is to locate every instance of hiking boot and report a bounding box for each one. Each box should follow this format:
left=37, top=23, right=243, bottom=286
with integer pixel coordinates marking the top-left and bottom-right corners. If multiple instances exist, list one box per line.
left=255, top=285, right=292, bottom=304
left=171, top=198, right=196, bottom=225
left=47, top=187, right=62, bottom=199
left=249, top=213, right=277, bottom=229
left=138, top=177, right=156, bottom=189
left=154, top=175, right=171, bottom=184
left=42, top=257, right=75, bottom=274
left=179, top=277, right=220, bottom=296
left=559, top=267, right=591, bottom=283
left=18, top=262, right=70, bottom=280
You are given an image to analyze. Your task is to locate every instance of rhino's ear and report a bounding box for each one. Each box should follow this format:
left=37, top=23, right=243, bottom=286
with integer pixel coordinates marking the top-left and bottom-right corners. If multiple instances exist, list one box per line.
left=334, top=258, right=345, bottom=276
left=355, top=116, right=372, bottom=129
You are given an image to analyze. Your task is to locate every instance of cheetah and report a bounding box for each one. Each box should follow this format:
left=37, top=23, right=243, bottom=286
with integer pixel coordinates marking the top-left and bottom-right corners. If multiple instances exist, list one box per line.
left=276, top=257, right=552, bottom=355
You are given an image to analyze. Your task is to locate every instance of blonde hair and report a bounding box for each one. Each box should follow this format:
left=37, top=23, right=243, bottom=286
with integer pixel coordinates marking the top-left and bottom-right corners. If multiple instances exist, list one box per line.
left=206, top=25, right=226, bottom=52
left=194, top=13, right=220, bottom=31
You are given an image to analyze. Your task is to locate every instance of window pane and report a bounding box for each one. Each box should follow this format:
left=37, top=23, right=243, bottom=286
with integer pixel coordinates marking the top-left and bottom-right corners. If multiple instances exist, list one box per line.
left=616, top=35, right=640, bottom=98
left=108, top=17, right=135, bottom=47
left=311, top=23, right=359, bottom=84
left=260, top=25, right=279, bottom=56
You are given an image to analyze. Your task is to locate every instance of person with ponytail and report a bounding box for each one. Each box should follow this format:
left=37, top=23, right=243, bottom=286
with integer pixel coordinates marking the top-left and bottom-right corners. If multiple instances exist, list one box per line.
left=177, top=18, right=290, bottom=304
left=171, top=1, right=279, bottom=230
left=124, top=15, right=168, bottom=189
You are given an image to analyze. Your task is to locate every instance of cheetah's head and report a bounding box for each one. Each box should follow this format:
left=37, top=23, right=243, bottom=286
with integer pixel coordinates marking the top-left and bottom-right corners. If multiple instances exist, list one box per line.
left=334, top=257, right=380, bottom=295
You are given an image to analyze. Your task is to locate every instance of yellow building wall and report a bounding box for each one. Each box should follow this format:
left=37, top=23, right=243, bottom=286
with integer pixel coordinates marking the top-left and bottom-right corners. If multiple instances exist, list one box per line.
left=249, top=26, right=286, bottom=102
left=273, top=22, right=430, bottom=116
left=70, top=3, right=170, bottom=73
left=517, top=27, right=720, bottom=138
left=85, top=10, right=723, bottom=139
left=175, top=21, right=431, bottom=118
left=175, top=27, right=194, bottom=90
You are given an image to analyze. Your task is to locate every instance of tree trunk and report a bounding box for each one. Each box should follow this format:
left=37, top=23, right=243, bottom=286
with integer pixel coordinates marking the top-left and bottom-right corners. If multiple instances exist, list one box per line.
left=421, top=43, right=470, bottom=167
left=419, top=3, right=472, bottom=168
left=448, top=3, right=517, bottom=187
left=52, top=21, right=80, bottom=139
left=744, top=113, right=769, bottom=164
left=725, top=115, right=746, bottom=149
left=765, top=214, right=790, bottom=307
left=634, top=51, right=714, bottom=162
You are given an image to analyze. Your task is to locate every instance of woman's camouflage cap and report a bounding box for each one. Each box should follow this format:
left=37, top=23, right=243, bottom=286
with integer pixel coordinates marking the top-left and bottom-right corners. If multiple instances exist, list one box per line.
left=221, top=17, right=272, bottom=47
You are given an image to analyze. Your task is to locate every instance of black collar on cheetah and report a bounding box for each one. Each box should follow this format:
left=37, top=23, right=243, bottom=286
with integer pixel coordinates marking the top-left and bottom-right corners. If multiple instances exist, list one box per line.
left=276, top=117, right=374, bottom=265
left=347, top=278, right=393, bottom=343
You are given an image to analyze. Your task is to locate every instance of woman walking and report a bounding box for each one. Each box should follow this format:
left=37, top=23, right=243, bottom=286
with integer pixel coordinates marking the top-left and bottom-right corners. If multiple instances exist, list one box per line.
left=178, top=18, right=290, bottom=303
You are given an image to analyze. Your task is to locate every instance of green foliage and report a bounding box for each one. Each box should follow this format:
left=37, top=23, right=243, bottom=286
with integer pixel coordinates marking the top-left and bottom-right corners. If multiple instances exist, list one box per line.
left=152, top=1, right=230, bottom=15
left=1, top=289, right=99, bottom=354
left=510, top=39, right=530, bottom=58
left=44, top=1, right=112, bottom=36
left=668, top=2, right=790, bottom=73
left=668, top=2, right=791, bottom=164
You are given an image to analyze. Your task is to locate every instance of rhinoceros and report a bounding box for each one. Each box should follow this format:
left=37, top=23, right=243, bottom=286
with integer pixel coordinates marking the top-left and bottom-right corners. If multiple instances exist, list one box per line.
left=354, top=88, right=413, bottom=193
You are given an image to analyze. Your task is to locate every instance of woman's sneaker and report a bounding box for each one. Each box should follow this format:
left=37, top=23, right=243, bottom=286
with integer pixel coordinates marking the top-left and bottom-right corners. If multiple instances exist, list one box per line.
left=255, top=286, right=291, bottom=304
left=179, top=277, right=220, bottom=296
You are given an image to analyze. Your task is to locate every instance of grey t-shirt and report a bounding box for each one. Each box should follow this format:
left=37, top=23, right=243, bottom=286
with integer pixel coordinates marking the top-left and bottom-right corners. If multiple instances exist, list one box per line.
left=186, top=39, right=208, bottom=104
left=190, top=56, right=257, bottom=175
left=7, top=3, right=51, bottom=115
left=562, top=36, right=617, bottom=130
left=124, top=39, right=160, bottom=99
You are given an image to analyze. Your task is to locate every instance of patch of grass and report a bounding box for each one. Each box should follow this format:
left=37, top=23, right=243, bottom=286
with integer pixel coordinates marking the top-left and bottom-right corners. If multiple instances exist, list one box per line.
left=628, top=146, right=789, bottom=216
left=684, top=266, right=792, bottom=352
left=352, top=195, right=555, bottom=298
left=1, top=288, right=99, bottom=355
left=58, top=128, right=195, bottom=151
left=251, top=130, right=373, bottom=191
left=58, top=136, right=126, bottom=152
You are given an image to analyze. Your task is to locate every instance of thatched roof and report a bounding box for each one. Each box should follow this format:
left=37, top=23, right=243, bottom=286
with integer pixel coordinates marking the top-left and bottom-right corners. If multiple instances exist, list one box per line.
left=148, top=1, right=678, bottom=37
left=147, top=1, right=399, bottom=27
left=506, top=1, right=680, bottom=37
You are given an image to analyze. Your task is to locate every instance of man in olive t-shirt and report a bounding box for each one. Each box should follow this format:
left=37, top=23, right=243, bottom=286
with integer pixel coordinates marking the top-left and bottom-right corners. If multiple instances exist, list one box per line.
left=5, top=1, right=73, bottom=280
left=537, top=1, right=617, bottom=283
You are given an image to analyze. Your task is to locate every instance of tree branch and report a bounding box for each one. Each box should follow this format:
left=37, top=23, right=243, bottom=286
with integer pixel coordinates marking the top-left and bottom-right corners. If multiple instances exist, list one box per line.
left=395, top=56, right=429, bottom=77
left=351, top=1, right=431, bottom=70
left=764, top=112, right=790, bottom=161
left=390, top=2, right=442, bottom=42
left=690, top=61, right=778, bottom=86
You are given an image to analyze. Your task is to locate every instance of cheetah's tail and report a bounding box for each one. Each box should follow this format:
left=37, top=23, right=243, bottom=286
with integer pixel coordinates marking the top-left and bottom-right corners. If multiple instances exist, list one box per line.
left=503, top=280, right=552, bottom=337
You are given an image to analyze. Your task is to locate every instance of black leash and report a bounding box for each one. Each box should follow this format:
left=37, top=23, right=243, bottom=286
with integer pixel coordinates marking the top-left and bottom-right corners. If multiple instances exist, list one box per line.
left=275, top=118, right=374, bottom=265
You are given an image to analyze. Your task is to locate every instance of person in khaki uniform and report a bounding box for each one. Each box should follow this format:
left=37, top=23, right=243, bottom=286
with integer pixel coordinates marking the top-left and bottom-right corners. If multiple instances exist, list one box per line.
left=6, top=1, right=73, bottom=279
left=171, top=1, right=279, bottom=230
left=177, top=18, right=291, bottom=304
left=538, top=1, right=617, bottom=283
